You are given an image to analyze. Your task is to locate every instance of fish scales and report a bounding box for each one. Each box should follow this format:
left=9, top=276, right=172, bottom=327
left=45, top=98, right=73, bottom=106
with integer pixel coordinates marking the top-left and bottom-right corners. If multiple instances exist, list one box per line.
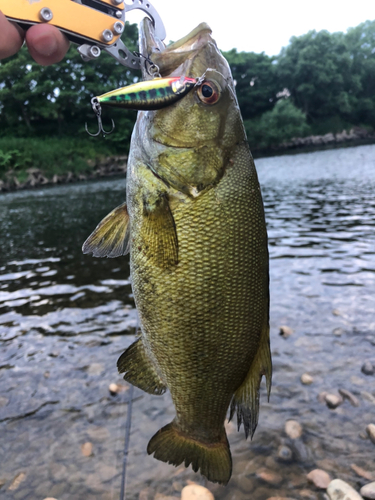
left=83, top=19, right=271, bottom=485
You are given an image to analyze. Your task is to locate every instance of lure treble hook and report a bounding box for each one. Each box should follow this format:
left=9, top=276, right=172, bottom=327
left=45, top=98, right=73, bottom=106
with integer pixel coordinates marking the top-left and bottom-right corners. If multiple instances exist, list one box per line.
left=85, top=97, right=115, bottom=137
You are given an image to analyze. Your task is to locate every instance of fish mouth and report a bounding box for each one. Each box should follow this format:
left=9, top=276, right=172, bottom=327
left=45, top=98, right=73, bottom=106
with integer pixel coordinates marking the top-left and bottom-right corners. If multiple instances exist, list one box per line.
left=139, top=18, right=213, bottom=79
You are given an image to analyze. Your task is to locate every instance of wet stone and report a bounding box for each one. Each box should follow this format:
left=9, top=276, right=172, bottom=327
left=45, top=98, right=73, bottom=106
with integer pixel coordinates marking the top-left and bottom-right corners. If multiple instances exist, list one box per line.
left=362, top=362, right=374, bottom=376
left=301, top=373, right=314, bottom=385
left=327, top=479, right=363, bottom=500
left=366, top=424, right=375, bottom=444
left=325, top=394, right=343, bottom=409
left=307, top=469, right=332, bottom=489
left=360, top=482, right=375, bottom=499
left=285, top=419, right=303, bottom=439
left=181, top=484, right=215, bottom=500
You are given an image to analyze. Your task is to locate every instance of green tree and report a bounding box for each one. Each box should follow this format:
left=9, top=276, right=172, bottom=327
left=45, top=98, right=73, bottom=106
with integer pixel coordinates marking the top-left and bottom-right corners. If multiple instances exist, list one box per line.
left=276, top=29, right=359, bottom=133
left=345, top=20, right=375, bottom=128
left=245, top=98, right=310, bottom=150
left=223, top=49, right=281, bottom=120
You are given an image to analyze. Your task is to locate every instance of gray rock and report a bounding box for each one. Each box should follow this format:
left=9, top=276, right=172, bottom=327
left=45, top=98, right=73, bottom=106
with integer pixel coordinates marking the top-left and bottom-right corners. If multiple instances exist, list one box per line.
left=362, top=362, right=374, bottom=376
left=339, top=388, right=360, bottom=407
left=360, top=482, right=375, bottom=499
left=277, top=445, right=293, bottom=461
left=327, top=479, right=363, bottom=500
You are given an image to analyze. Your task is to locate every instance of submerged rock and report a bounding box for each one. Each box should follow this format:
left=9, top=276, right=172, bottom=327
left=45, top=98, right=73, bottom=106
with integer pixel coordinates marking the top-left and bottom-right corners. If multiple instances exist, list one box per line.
left=279, top=325, right=293, bottom=338
left=8, top=472, right=26, bottom=491
left=307, top=469, right=332, bottom=489
left=327, top=479, right=363, bottom=500
left=362, top=362, right=374, bottom=376
left=285, top=419, right=303, bottom=439
left=325, top=394, right=343, bottom=409
left=339, top=389, right=360, bottom=407
left=256, top=469, right=283, bottom=485
left=81, top=442, right=93, bottom=457
left=351, top=464, right=375, bottom=481
left=301, top=373, right=314, bottom=385
left=181, top=485, right=214, bottom=500
left=277, top=445, right=293, bottom=461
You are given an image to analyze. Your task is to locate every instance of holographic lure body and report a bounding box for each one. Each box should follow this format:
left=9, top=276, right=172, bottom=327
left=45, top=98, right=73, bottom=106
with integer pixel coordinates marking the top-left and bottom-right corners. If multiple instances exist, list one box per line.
left=97, top=77, right=197, bottom=110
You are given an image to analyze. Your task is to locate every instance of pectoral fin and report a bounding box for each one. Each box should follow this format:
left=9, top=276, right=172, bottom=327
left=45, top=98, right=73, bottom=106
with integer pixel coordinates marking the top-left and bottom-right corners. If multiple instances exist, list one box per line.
left=82, top=202, right=130, bottom=258
left=117, top=338, right=166, bottom=395
left=142, top=194, right=178, bottom=268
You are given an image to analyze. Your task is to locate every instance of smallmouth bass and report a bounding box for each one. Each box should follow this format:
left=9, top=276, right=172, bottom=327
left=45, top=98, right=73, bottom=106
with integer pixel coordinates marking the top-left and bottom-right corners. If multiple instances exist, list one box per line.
left=83, top=19, right=271, bottom=485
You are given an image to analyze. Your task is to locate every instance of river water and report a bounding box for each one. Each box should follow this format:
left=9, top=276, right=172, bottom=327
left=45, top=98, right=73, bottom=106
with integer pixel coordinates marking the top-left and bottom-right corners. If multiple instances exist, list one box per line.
left=0, top=144, right=374, bottom=500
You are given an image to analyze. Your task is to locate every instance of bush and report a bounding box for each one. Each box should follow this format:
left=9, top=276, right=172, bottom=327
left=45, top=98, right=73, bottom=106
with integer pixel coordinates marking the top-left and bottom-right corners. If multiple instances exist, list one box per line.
left=245, top=98, right=311, bottom=150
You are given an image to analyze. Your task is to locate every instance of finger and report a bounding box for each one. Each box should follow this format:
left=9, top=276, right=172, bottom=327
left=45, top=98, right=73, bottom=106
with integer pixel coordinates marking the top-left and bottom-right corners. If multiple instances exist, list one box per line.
left=26, top=24, right=69, bottom=65
left=0, top=11, right=25, bottom=60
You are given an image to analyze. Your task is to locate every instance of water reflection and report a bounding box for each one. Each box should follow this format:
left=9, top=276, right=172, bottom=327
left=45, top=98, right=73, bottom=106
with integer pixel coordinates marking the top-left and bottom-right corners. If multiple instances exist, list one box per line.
left=0, top=144, right=374, bottom=499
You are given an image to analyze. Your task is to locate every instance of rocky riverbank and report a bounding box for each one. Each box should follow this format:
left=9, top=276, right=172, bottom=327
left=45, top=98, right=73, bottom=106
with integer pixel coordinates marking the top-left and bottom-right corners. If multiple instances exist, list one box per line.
left=1, top=128, right=374, bottom=194
left=0, top=155, right=128, bottom=193
left=252, top=127, right=375, bottom=157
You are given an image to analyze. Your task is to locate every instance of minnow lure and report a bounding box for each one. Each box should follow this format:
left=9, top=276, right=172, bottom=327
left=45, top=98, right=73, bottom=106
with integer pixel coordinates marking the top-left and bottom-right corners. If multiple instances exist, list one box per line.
left=98, top=77, right=197, bottom=110
left=86, top=77, right=197, bottom=137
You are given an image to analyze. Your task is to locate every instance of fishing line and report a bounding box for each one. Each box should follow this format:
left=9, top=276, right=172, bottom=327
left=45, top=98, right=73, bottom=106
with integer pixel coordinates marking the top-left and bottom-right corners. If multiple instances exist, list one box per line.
left=119, top=382, right=135, bottom=500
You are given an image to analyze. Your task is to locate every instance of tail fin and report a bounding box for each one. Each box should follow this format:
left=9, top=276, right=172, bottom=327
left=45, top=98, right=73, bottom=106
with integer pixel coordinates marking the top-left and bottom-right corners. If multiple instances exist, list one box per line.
left=147, top=421, right=232, bottom=485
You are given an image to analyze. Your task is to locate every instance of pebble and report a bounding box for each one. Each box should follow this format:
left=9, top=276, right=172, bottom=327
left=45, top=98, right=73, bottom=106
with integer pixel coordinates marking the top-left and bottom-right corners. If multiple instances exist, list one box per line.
left=351, top=464, right=375, bottom=481
left=8, top=472, right=26, bottom=491
left=307, top=469, right=332, bottom=489
left=43, top=498, right=58, bottom=500
left=277, top=445, right=293, bottom=461
left=327, top=479, right=363, bottom=500
left=256, top=469, right=283, bottom=485
left=301, top=373, right=314, bottom=385
left=285, top=419, right=303, bottom=439
left=362, top=362, right=374, bottom=376
left=360, top=482, right=375, bottom=499
left=333, top=328, right=344, bottom=336
left=81, top=442, right=93, bottom=457
left=181, top=485, right=214, bottom=500
left=361, top=392, right=375, bottom=404
left=325, top=394, right=343, bottom=409
left=279, top=325, right=293, bottom=338
left=332, top=309, right=341, bottom=316
left=366, top=424, right=375, bottom=444
left=338, top=389, right=360, bottom=407
left=109, top=383, right=129, bottom=395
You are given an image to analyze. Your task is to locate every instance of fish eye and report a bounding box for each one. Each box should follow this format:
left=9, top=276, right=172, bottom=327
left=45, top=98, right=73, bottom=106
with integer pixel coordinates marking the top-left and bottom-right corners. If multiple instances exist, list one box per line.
left=197, top=80, right=220, bottom=105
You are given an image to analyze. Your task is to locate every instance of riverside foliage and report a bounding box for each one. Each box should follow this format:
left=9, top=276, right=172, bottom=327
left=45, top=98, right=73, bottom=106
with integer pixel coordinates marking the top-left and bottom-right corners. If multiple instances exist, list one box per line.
left=0, top=20, right=374, bottom=178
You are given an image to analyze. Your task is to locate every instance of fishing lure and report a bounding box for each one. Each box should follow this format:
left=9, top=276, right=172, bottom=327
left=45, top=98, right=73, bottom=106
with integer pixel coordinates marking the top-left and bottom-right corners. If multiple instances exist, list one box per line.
left=86, top=77, right=197, bottom=137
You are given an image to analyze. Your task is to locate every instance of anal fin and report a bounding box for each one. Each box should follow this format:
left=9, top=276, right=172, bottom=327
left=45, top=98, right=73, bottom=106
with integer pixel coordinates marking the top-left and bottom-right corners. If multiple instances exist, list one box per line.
left=117, top=338, right=166, bottom=395
left=229, top=313, right=272, bottom=439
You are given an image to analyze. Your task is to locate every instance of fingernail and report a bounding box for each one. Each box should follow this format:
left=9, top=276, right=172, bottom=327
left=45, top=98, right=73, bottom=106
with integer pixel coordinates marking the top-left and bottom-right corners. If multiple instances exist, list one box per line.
left=33, top=33, right=57, bottom=56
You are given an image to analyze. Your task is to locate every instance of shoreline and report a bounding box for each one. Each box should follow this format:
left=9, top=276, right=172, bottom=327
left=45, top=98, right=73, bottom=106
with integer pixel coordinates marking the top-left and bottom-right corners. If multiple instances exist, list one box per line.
left=1, top=133, right=374, bottom=193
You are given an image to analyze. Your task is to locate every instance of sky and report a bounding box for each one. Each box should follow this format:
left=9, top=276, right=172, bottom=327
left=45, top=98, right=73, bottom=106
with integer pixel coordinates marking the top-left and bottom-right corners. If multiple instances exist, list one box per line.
left=126, top=0, right=374, bottom=56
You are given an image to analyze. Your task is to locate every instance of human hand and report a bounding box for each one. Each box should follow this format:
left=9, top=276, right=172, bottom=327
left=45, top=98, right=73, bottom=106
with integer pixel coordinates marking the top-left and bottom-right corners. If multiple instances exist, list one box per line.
left=0, top=10, right=69, bottom=65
